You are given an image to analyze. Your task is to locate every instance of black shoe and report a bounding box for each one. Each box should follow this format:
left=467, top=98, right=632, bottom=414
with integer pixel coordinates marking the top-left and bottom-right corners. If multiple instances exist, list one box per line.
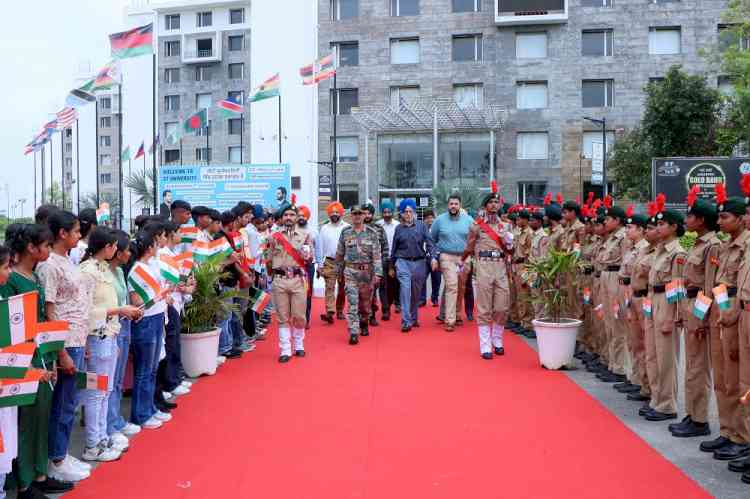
left=19, top=487, right=51, bottom=499
left=33, top=477, right=74, bottom=494
left=401, top=325, right=411, bottom=333
left=715, top=443, right=750, bottom=461
left=741, top=470, right=750, bottom=484
left=700, top=435, right=732, bottom=453
left=645, top=410, right=677, bottom=422
left=627, top=392, right=651, bottom=402
left=669, top=415, right=692, bottom=433
left=370, top=317, right=379, bottom=327
left=413, top=321, right=420, bottom=328
left=672, top=421, right=710, bottom=438
left=523, top=329, right=536, bottom=339
left=382, top=313, right=390, bottom=321
left=638, top=405, right=653, bottom=417
left=599, top=373, right=627, bottom=383
left=336, top=312, right=346, bottom=321
left=360, top=322, right=369, bottom=337
left=349, top=335, right=359, bottom=345
left=278, top=355, right=291, bottom=363
left=494, top=347, right=505, bottom=356
left=619, top=384, right=642, bottom=394
left=728, top=455, right=750, bottom=473
left=294, top=350, right=305, bottom=357
left=613, top=382, right=631, bottom=391
left=320, top=313, right=334, bottom=324
left=586, top=362, right=605, bottom=373
left=225, top=349, right=242, bottom=359
left=158, top=400, right=177, bottom=410
left=481, top=352, right=493, bottom=360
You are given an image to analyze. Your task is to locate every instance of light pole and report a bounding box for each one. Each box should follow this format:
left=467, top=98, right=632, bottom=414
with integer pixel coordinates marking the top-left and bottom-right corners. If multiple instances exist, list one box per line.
left=583, top=116, right=608, bottom=197
left=17, top=198, right=26, bottom=221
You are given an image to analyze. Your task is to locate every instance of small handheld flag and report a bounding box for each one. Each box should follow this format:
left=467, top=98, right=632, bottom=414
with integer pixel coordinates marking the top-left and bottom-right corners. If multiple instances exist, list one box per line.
left=249, top=288, right=271, bottom=314
left=0, top=342, right=36, bottom=379
left=0, top=368, right=44, bottom=408
left=192, top=239, right=233, bottom=264
left=692, top=292, right=713, bottom=320
left=572, top=243, right=581, bottom=258
left=96, top=203, right=110, bottom=224
left=128, top=262, right=162, bottom=308
left=159, top=254, right=181, bottom=285
left=34, top=321, right=68, bottom=356
left=582, top=287, right=591, bottom=305
left=713, top=284, right=730, bottom=310
left=666, top=280, right=683, bottom=304
left=0, top=292, right=38, bottom=348
left=178, top=225, right=200, bottom=244
left=75, top=371, right=109, bottom=391
left=174, top=251, right=194, bottom=276
left=594, top=303, right=604, bottom=320
left=642, top=298, right=652, bottom=318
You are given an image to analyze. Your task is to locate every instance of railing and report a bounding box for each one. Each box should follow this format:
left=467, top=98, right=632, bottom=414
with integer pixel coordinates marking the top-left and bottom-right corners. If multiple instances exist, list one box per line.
left=184, top=49, right=215, bottom=59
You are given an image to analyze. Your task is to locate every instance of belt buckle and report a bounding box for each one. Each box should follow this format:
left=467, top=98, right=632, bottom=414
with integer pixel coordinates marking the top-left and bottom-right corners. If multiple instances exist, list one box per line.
left=285, top=269, right=293, bottom=279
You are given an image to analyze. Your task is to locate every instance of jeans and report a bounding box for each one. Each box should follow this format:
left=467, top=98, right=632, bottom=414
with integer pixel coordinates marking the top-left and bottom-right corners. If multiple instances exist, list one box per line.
left=108, top=318, right=131, bottom=435
left=48, top=346, right=85, bottom=461
left=83, top=335, right=117, bottom=448
left=218, top=289, right=234, bottom=355
left=130, top=313, right=163, bottom=425
left=395, top=259, right=426, bottom=327
left=420, top=261, right=441, bottom=305
left=161, top=305, right=181, bottom=392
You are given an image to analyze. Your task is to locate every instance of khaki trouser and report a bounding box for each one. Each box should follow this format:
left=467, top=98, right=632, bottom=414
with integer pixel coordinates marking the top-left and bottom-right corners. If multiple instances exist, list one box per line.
left=602, top=271, right=627, bottom=375
left=321, top=258, right=345, bottom=315
left=514, top=264, right=533, bottom=329
left=272, top=275, right=307, bottom=329
left=592, top=276, right=607, bottom=362
left=649, top=292, right=679, bottom=414
left=439, top=254, right=466, bottom=326
left=734, top=309, right=750, bottom=443
left=628, top=295, right=649, bottom=394
left=680, top=297, right=712, bottom=424
left=644, top=294, right=658, bottom=400
left=475, top=259, right=509, bottom=326
left=579, top=274, right=593, bottom=350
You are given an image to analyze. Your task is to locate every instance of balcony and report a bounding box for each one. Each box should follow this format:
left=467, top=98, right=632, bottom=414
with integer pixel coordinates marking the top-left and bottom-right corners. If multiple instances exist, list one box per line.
left=182, top=32, right=222, bottom=64
left=495, top=0, right=568, bottom=26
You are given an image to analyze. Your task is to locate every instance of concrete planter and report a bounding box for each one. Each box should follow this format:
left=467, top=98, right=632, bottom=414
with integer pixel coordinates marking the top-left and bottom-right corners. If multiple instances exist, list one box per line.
left=532, top=318, right=582, bottom=370
left=180, top=328, right=220, bottom=377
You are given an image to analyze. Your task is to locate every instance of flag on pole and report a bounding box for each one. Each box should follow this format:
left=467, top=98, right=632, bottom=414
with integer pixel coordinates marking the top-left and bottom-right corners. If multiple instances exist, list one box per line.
left=178, top=226, right=200, bottom=244
left=692, top=292, right=713, bottom=320
left=128, top=262, right=163, bottom=308
left=299, top=53, right=336, bottom=85
left=92, top=61, right=122, bottom=92
left=0, top=369, right=44, bottom=408
left=299, top=63, right=314, bottom=86
left=248, top=73, right=280, bottom=103
left=34, top=321, right=68, bottom=356
left=0, top=292, right=38, bottom=348
left=148, top=134, right=159, bottom=155
left=192, top=239, right=233, bottom=263
left=109, top=23, right=154, bottom=59
left=134, top=141, right=145, bottom=160
left=216, top=99, right=244, bottom=117
left=65, top=87, right=96, bottom=109
left=174, top=251, right=194, bottom=276
left=42, top=119, right=59, bottom=132
left=0, top=342, right=36, bottom=379
left=75, top=371, right=109, bottom=391
left=159, top=254, right=181, bottom=285
left=96, top=203, right=110, bottom=224
left=666, top=281, right=681, bottom=304
left=24, top=129, right=53, bottom=155
left=121, top=146, right=131, bottom=162
left=249, top=288, right=271, bottom=314
left=55, top=108, right=78, bottom=129
left=713, top=284, right=730, bottom=310
left=183, top=109, right=207, bottom=134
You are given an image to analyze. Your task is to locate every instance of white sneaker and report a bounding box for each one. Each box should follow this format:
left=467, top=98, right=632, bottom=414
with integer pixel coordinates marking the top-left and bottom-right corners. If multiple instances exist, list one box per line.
left=82, top=442, right=121, bottom=462
left=67, top=454, right=92, bottom=472
left=110, top=432, right=129, bottom=448
left=154, top=410, right=172, bottom=422
left=180, top=380, right=193, bottom=388
left=142, top=416, right=163, bottom=429
left=216, top=355, right=227, bottom=365
left=241, top=342, right=256, bottom=352
left=171, top=385, right=190, bottom=396
left=48, top=457, right=90, bottom=482
left=163, top=391, right=174, bottom=400
left=108, top=437, right=129, bottom=453
left=121, top=423, right=141, bottom=436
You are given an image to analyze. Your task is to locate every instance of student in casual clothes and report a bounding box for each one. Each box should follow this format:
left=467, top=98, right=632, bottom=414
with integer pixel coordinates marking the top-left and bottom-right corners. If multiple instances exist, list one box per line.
left=216, top=211, right=244, bottom=361
left=68, top=209, right=97, bottom=265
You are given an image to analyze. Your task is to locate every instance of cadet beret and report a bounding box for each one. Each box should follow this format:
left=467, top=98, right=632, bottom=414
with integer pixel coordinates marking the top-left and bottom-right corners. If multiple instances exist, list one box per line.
left=531, top=210, right=544, bottom=221
left=604, top=205, right=627, bottom=223
left=655, top=209, right=684, bottom=225
left=518, top=210, right=531, bottom=220
left=626, top=214, right=649, bottom=228
left=481, top=192, right=501, bottom=207
left=717, top=197, right=746, bottom=217
left=562, top=201, right=581, bottom=213
left=545, top=204, right=562, bottom=221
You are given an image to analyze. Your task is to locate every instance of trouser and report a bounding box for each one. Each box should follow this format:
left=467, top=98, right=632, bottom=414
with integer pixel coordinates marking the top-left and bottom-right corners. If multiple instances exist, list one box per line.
left=734, top=309, right=750, bottom=443
left=344, top=267, right=374, bottom=336
left=601, top=271, right=627, bottom=375
left=130, top=313, right=163, bottom=425
left=278, top=327, right=305, bottom=357
left=591, top=278, right=606, bottom=361
left=321, top=258, right=345, bottom=315
left=579, top=274, right=594, bottom=350
left=475, top=259, right=509, bottom=353
left=439, top=253, right=466, bottom=326
left=386, top=267, right=401, bottom=311
left=218, top=287, right=236, bottom=355
left=158, top=305, right=182, bottom=393
left=464, top=269, right=475, bottom=318
left=273, top=275, right=307, bottom=356
left=420, top=259, right=441, bottom=305
left=628, top=296, right=650, bottom=395
left=648, top=293, right=679, bottom=414
left=83, top=335, right=117, bottom=449
left=513, top=263, right=532, bottom=329
left=108, top=318, right=131, bottom=435
left=48, top=346, right=85, bottom=461
left=396, top=259, right=426, bottom=327
left=680, top=297, right=712, bottom=424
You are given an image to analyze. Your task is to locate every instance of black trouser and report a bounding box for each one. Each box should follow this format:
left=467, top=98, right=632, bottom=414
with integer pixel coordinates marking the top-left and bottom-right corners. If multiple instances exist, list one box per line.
left=156, top=305, right=182, bottom=400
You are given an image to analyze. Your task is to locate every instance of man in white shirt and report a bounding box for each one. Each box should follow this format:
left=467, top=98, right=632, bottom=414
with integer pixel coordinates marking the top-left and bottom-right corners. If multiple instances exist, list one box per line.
left=376, top=200, right=401, bottom=315
left=316, top=201, right=349, bottom=323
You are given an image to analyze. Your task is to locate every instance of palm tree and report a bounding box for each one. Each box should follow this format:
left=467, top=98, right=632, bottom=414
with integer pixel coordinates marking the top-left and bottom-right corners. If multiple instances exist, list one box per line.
left=125, top=169, right=155, bottom=211
left=80, top=191, right=120, bottom=215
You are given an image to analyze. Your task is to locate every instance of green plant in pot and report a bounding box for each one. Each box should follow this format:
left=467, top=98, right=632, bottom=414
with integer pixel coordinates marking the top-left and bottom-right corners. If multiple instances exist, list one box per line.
left=182, top=261, right=241, bottom=334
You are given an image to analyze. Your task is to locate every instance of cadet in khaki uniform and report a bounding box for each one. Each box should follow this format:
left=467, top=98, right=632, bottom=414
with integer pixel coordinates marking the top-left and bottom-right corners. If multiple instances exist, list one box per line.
left=576, top=206, right=598, bottom=360
left=545, top=203, right=565, bottom=255
left=266, top=205, right=312, bottom=363
left=463, top=190, right=513, bottom=359
left=587, top=210, right=610, bottom=372
left=561, top=200, right=585, bottom=342
left=511, top=209, right=533, bottom=335
left=336, top=205, right=383, bottom=345
left=528, top=209, right=549, bottom=339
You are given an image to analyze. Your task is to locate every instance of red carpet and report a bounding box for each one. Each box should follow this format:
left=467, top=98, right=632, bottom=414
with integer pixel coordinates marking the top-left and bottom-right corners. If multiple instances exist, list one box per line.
left=67, top=299, right=710, bottom=499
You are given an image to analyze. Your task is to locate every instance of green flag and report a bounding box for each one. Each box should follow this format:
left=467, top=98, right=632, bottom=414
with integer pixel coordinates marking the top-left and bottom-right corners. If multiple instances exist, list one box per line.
left=121, top=146, right=131, bottom=162
left=183, top=109, right=208, bottom=134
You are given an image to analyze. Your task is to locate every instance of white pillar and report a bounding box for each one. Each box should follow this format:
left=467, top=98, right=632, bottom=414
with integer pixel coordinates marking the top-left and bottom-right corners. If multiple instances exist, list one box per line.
left=433, top=110, right=438, bottom=187
left=364, top=134, right=370, bottom=203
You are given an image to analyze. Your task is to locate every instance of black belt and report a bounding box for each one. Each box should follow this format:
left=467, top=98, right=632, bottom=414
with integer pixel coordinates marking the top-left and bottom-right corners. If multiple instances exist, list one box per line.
left=651, top=284, right=666, bottom=294
left=740, top=300, right=750, bottom=311
left=583, top=267, right=594, bottom=275
left=619, top=277, right=631, bottom=286
left=728, top=286, right=738, bottom=297
left=345, top=263, right=372, bottom=271
left=606, top=265, right=621, bottom=272
left=272, top=268, right=304, bottom=277
left=595, top=272, right=601, bottom=279
left=633, top=289, right=648, bottom=298
left=325, top=256, right=335, bottom=261
left=478, top=250, right=505, bottom=259
left=686, top=287, right=700, bottom=299
left=399, top=256, right=424, bottom=262
left=513, top=258, right=526, bottom=264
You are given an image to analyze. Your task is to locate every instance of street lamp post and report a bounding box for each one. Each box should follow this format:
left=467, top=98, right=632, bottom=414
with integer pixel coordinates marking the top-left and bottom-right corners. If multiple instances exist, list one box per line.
left=583, top=116, right=608, bottom=197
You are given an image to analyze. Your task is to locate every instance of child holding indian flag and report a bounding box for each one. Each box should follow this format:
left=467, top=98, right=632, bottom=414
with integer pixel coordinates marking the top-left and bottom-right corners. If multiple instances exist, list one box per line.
left=0, top=245, right=18, bottom=496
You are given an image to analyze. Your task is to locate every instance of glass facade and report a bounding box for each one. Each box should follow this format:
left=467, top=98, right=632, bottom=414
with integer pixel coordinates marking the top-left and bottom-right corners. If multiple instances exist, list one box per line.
left=378, top=134, right=433, bottom=190
left=439, top=133, right=490, bottom=188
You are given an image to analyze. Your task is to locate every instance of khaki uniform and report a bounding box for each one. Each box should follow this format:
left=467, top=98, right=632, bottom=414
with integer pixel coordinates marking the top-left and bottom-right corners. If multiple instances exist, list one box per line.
left=530, top=227, right=549, bottom=320
left=621, top=239, right=649, bottom=388
left=510, top=226, right=522, bottom=324
left=630, top=240, right=654, bottom=397
left=579, top=233, right=599, bottom=352
left=599, top=227, right=631, bottom=375
left=593, top=234, right=610, bottom=362
left=562, top=220, right=585, bottom=326
left=513, top=225, right=534, bottom=329
left=647, top=238, right=686, bottom=414
left=547, top=224, right=565, bottom=255
left=679, top=231, right=720, bottom=424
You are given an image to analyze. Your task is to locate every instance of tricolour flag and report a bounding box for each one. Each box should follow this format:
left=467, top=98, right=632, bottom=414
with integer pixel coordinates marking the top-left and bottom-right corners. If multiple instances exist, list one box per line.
left=0, top=369, right=44, bottom=408
left=134, top=141, right=145, bottom=160
left=148, top=134, right=159, bottom=155
left=248, top=73, right=280, bottom=103
left=299, top=62, right=314, bottom=85
left=75, top=371, right=109, bottom=391
left=0, top=342, right=36, bottom=379
left=713, top=284, right=730, bottom=311
left=96, top=203, right=110, bottom=224
left=34, top=321, right=68, bottom=356
left=643, top=298, right=652, bottom=318
left=174, top=251, right=194, bottom=276
left=692, top=292, right=713, bottom=320
left=192, top=239, right=232, bottom=263
left=572, top=243, right=581, bottom=258
left=56, top=108, right=78, bottom=129
left=128, top=262, right=162, bottom=308
left=666, top=280, right=681, bottom=304
left=65, top=87, right=96, bottom=109
left=92, top=61, right=122, bottom=91
left=249, top=288, right=271, bottom=314
left=594, top=303, right=604, bottom=320
left=179, top=226, right=200, bottom=244
left=216, top=99, right=244, bottom=117
left=300, top=53, right=336, bottom=85
left=183, top=109, right=207, bottom=134
left=0, top=292, right=38, bottom=348
left=582, top=287, right=590, bottom=305
left=110, top=23, right=154, bottom=59
left=159, top=254, right=181, bottom=285
left=121, top=146, right=131, bottom=162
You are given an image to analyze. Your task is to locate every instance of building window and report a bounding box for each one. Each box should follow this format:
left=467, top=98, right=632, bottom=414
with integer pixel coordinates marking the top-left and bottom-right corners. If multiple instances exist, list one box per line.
left=391, top=0, right=419, bottom=16
left=330, top=0, right=358, bottom=20
left=229, top=8, right=245, bottom=24
left=390, top=86, right=420, bottom=110
left=165, top=122, right=178, bottom=141
left=516, top=81, right=548, bottom=109
left=517, top=132, right=549, bottom=160
left=331, top=88, right=358, bottom=115
left=228, top=35, right=244, bottom=51
left=228, top=91, right=244, bottom=104
left=581, top=0, right=612, bottom=6
left=100, top=154, right=112, bottom=166
left=582, top=79, right=614, bottom=107
left=165, top=14, right=180, bottom=30
left=229, top=146, right=242, bottom=163
left=517, top=182, right=547, bottom=206
left=439, top=133, right=491, bottom=187
left=719, top=25, right=750, bottom=52
left=196, top=38, right=213, bottom=57
left=582, top=29, right=613, bottom=56
left=582, top=131, right=615, bottom=159
left=101, top=97, right=112, bottom=110
left=339, top=185, right=360, bottom=209
left=228, top=63, right=244, bottom=80
left=516, top=32, right=547, bottom=59
left=65, top=143, right=73, bottom=153
left=228, top=118, right=243, bottom=135
left=164, top=149, right=180, bottom=163
left=197, top=120, right=212, bottom=137
left=718, top=76, right=735, bottom=97
left=452, top=0, right=480, bottom=13
left=391, top=38, right=420, bottom=64
left=164, top=68, right=180, bottom=83
left=333, top=41, right=359, bottom=66
left=165, top=95, right=180, bottom=111
left=195, top=65, right=211, bottom=81
left=65, top=129, right=73, bottom=139
left=195, top=148, right=212, bottom=162
left=99, top=136, right=111, bottom=147
left=165, top=40, right=180, bottom=57
left=453, top=83, right=483, bottom=109
left=649, top=27, right=681, bottom=55
left=196, top=11, right=212, bottom=27
left=100, top=173, right=112, bottom=184
left=196, top=93, right=212, bottom=110
left=333, top=136, right=359, bottom=162
left=98, top=116, right=110, bottom=129
left=378, top=134, right=433, bottom=189
left=452, top=34, right=482, bottom=62
left=649, top=76, right=665, bottom=84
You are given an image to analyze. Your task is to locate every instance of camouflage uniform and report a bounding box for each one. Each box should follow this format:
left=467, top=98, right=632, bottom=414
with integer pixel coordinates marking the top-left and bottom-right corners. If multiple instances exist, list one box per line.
left=368, top=220, right=389, bottom=321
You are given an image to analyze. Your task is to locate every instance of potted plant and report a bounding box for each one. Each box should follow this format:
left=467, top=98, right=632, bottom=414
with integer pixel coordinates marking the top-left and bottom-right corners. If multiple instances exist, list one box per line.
left=181, top=261, right=240, bottom=377
left=524, top=250, right=584, bottom=370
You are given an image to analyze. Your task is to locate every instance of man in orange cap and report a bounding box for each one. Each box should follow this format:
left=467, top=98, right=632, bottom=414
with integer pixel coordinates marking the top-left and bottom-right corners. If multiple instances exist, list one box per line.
left=316, top=201, right=349, bottom=323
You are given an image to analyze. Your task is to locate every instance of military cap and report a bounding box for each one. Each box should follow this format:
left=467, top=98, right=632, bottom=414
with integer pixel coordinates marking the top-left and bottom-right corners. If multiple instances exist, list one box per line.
left=604, top=205, right=627, bottom=223
left=717, top=197, right=746, bottom=217
left=544, top=204, right=562, bottom=221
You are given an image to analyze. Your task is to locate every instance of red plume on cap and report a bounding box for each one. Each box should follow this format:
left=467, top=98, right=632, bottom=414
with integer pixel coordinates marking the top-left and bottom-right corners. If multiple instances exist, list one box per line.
left=592, top=199, right=602, bottom=211
left=556, top=192, right=563, bottom=205
left=291, top=193, right=297, bottom=206
left=626, top=205, right=634, bottom=218
left=587, top=192, right=594, bottom=205
left=715, top=183, right=727, bottom=205
left=543, top=192, right=552, bottom=206
left=603, top=195, right=613, bottom=209
left=686, top=185, right=700, bottom=208
left=655, top=193, right=666, bottom=213
left=581, top=205, right=589, bottom=218
left=647, top=201, right=657, bottom=218
left=741, top=174, right=750, bottom=197
left=575, top=196, right=581, bottom=205
left=491, top=180, right=498, bottom=194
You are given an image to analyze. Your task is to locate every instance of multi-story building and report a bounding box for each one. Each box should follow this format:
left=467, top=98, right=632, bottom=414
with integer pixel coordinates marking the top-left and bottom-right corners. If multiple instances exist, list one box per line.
left=95, top=90, right=123, bottom=213
left=318, top=0, right=732, bottom=208
left=62, top=127, right=74, bottom=211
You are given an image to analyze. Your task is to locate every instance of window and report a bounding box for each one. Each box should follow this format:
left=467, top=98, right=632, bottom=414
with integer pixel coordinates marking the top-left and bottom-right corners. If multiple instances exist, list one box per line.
left=331, top=88, right=358, bottom=115
left=517, top=182, right=547, bottom=206
left=378, top=134, right=433, bottom=189
left=330, top=0, right=358, bottom=20
left=452, top=35, right=482, bottom=62
left=164, top=68, right=180, bottom=83
left=229, top=146, right=242, bottom=163
left=228, top=91, right=244, bottom=104
left=517, top=132, right=549, bottom=160
left=516, top=32, right=547, bottom=59
left=439, top=133, right=491, bottom=187
left=100, top=173, right=112, bottom=184
left=291, top=176, right=302, bottom=190
left=649, top=77, right=665, bottom=84
left=65, top=129, right=73, bottom=139
left=719, top=25, right=750, bottom=52
left=581, top=0, right=611, bottom=6
left=516, top=81, right=548, bottom=109
left=195, top=65, right=211, bottom=81
left=164, top=149, right=180, bottom=163
left=196, top=93, right=212, bottom=110
left=390, top=86, right=419, bottom=110
left=165, top=14, right=180, bottom=30
left=196, top=11, right=212, bottom=27
left=229, top=8, right=245, bottom=24
left=100, top=154, right=112, bottom=166
left=228, top=63, right=244, bottom=79
left=101, top=97, right=111, bottom=110
left=391, top=38, right=420, bottom=64
left=649, top=27, right=681, bottom=55
left=165, top=95, right=180, bottom=111
left=196, top=38, right=213, bottom=57
left=196, top=148, right=212, bottom=162
left=197, top=120, right=212, bottom=137
left=165, top=122, right=178, bottom=140
left=228, top=118, right=243, bottom=135
left=228, top=35, right=244, bottom=51
left=99, top=136, right=111, bottom=147
left=391, top=0, right=419, bottom=16
left=65, top=143, right=72, bottom=153
left=334, top=137, right=359, bottom=162
left=165, top=40, right=180, bottom=57
left=582, top=131, right=615, bottom=159
left=339, top=186, right=360, bottom=209
left=582, top=29, right=613, bottom=56
left=453, top=83, right=483, bottom=109
left=452, top=0, right=480, bottom=12
left=582, top=79, right=614, bottom=107
left=333, top=42, right=359, bottom=66
left=718, top=76, right=735, bottom=97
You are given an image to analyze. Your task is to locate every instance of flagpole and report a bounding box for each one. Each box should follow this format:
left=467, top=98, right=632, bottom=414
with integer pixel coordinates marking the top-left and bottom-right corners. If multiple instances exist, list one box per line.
left=118, top=82, right=124, bottom=229
left=278, top=95, right=282, bottom=164
left=332, top=71, right=338, bottom=201
left=50, top=133, right=54, bottom=206
left=33, top=150, right=37, bottom=211
left=240, top=113, right=244, bottom=164
left=61, top=126, right=65, bottom=210
left=41, top=143, right=46, bottom=204
left=128, top=159, right=132, bottom=229
left=76, top=118, right=80, bottom=213
left=95, top=99, right=100, bottom=207
left=152, top=52, right=158, bottom=212
left=206, top=119, right=210, bottom=165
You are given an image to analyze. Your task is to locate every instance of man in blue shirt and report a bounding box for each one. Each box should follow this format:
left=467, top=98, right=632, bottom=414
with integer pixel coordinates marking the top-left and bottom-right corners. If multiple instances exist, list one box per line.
left=390, top=199, right=436, bottom=332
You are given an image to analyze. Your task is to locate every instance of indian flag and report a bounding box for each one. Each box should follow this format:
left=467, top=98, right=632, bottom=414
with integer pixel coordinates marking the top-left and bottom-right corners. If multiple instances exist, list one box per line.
left=0, top=342, right=36, bottom=379
left=96, top=203, right=110, bottom=223
left=249, top=288, right=271, bottom=314
left=193, top=239, right=233, bottom=263
left=34, top=321, right=68, bottom=356
left=0, top=368, right=43, bottom=408
left=692, top=292, right=713, bottom=320
left=0, top=292, right=38, bottom=348
left=248, top=73, right=280, bottom=103
left=594, top=303, right=604, bottom=320
left=179, top=226, right=200, bottom=244
left=75, top=371, right=109, bottom=391
left=572, top=243, right=581, bottom=258
left=713, top=284, right=730, bottom=311
left=666, top=281, right=681, bottom=304
left=128, top=262, right=162, bottom=308
left=174, top=251, right=194, bottom=276
left=643, top=298, right=652, bottom=318
left=159, top=253, right=181, bottom=285
left=582, top=287, right=590, bottom=305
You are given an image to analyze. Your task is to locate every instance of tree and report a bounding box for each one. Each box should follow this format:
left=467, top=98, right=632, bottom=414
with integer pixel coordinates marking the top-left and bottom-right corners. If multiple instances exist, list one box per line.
left=80, top=191, right=120, bottom=215
left=42, top=182, right=64, bottom=208
left=718, top=0, right=750, bottom=154
left=607, top=128, right=652, bottom=202
left=125, top=169, right=155, bottom=211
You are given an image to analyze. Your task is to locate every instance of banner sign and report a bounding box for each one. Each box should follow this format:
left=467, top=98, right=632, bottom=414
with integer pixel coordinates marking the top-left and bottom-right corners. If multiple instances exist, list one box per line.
left=159, top=163, right=291, bottom=211
left=652, top=157, right=750, bottom=210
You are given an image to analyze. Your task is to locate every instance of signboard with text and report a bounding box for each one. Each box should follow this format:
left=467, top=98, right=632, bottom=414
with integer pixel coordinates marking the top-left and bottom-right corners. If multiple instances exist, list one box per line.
left=591, top=142, right=603, bottom=185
